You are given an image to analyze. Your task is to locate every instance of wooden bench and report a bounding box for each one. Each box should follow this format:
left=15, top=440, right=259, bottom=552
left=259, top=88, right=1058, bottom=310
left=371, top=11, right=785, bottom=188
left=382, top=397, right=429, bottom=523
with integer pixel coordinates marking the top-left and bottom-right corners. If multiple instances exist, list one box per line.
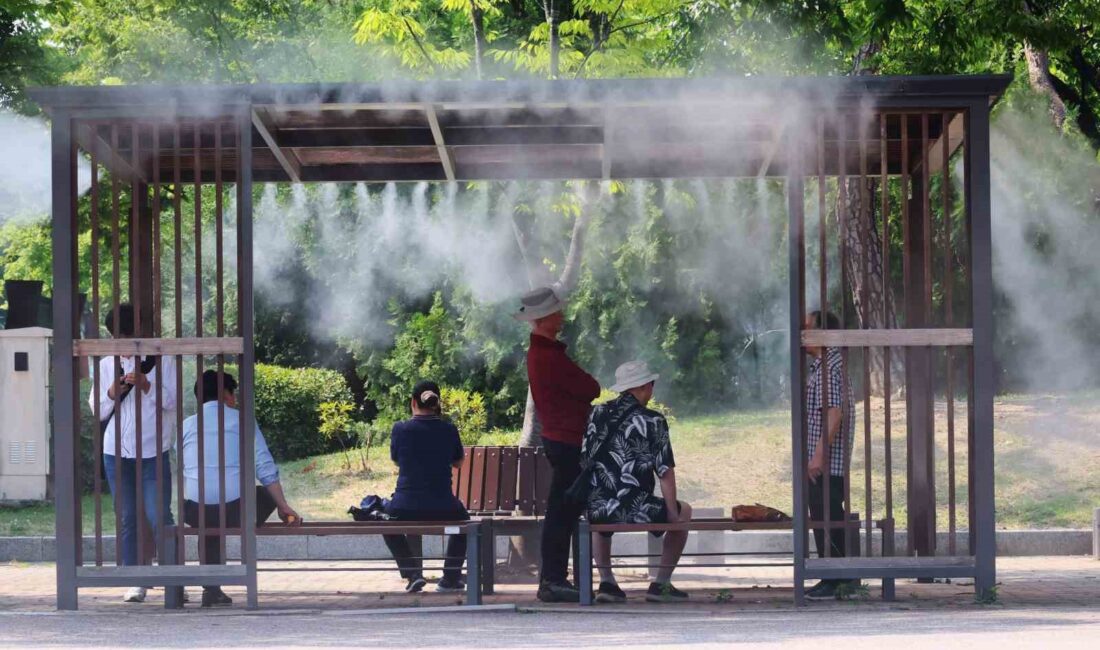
left=178, top=445, right=552, bottom=605
left=576, top=518, right=794, bottom=606
left=255, top=520, right=486, bottom=605
left=578, top=514, right=896, bottom=605
left=452, top=446, right=553, bottom=593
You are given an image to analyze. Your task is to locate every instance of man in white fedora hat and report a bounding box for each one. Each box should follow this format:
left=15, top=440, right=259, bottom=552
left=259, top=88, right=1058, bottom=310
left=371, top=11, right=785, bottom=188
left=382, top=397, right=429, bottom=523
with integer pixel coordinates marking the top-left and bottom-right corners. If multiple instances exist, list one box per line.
left=515, top=286, right=601, bottom=603
left=581, top=359, right=692, bottom=604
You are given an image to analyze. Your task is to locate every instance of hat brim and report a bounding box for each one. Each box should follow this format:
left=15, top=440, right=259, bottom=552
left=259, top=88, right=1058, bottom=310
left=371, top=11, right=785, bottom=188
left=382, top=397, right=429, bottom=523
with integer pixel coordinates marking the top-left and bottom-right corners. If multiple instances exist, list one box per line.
left=610, top=373, right=659, bottom=393
left=512, top=301, right=565, bottom=322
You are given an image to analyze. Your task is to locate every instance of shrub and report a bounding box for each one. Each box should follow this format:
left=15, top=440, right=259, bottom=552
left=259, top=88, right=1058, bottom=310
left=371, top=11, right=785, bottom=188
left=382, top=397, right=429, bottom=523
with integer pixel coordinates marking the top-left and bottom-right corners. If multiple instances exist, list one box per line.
left=474, top=429, right=520, bottom=446
left=441, top=387, right=487, bottom=445
left=253, top=363, right=355, bottom=460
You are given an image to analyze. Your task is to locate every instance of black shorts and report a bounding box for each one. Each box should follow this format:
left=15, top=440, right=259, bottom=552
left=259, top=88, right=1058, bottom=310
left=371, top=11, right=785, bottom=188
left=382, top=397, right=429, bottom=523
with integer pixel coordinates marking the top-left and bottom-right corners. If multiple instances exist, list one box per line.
left=594, top=500, right=683, bottom=539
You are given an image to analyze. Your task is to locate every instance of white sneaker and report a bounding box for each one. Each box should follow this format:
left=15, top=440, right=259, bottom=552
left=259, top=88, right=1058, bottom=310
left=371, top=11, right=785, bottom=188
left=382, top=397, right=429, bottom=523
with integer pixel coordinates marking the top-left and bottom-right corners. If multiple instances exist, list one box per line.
left=123, top=586, right=147, bottom=603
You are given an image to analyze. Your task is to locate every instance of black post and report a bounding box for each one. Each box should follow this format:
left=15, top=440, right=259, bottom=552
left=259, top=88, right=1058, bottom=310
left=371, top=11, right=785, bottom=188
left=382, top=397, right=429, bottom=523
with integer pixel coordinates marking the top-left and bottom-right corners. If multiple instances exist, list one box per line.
left=787, top=150, right=807, bottom=606
left=236, top=106, right=259, bottom=609
left=51, top=111, right=79, bottom=611
left=966, top=101, right=996, bottom=598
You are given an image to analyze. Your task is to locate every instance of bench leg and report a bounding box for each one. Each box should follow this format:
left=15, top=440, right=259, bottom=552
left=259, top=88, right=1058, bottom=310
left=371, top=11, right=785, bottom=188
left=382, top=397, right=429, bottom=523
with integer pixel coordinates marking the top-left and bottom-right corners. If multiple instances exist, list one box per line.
left=578, top=520, right=593, bottom=606
left=481, top=520, right=495, bottom=595
left=163, top=530, right=184, bottom=610
left=466, top=522, right=482, bottom=606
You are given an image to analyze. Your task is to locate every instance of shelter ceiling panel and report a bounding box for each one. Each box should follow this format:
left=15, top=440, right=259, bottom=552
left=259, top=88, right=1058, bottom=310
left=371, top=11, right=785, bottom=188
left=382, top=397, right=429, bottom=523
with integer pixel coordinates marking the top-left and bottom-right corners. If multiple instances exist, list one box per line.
left=295, top=146, right=441, bottom=165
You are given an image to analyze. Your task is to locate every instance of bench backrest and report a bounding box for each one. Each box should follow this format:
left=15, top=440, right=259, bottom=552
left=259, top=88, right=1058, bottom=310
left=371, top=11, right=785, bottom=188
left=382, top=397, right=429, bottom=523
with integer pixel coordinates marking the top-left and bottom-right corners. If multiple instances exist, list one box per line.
left=452, top=446, right=552, bottom=516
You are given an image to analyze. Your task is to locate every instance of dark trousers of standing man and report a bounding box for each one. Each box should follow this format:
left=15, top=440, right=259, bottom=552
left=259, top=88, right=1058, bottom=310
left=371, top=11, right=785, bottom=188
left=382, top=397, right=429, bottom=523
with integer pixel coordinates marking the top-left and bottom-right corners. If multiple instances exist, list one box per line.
left=539, top=437, right=584, bottom=585
left=184, top=486, right=278, bottom=590
left=808, top=475, right=847, bottom=560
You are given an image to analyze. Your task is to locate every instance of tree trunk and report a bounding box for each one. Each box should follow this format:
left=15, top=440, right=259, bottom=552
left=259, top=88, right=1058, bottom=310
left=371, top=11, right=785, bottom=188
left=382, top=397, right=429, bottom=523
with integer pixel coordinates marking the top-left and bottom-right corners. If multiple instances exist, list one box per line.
left=543, top=3, right=560, bottom=78
left=840, top=177, right=902, bottom=396
left=470, top=2, right=487, bottom=80
left=840, top=39, right=903, bottom=396
left=518, top=182, right=597, bottom=443
left=1024, top=43, right=1067, bottom=130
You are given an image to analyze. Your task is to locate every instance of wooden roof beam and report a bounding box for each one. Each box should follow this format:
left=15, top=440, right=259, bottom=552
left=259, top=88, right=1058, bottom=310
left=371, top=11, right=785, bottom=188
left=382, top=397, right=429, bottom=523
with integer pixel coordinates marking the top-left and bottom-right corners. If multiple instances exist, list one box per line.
left=251, top=108, right=301, bottom=183
left=77, top=124, right=147, bottom=184
left=424, top=103, right=456, bottom=182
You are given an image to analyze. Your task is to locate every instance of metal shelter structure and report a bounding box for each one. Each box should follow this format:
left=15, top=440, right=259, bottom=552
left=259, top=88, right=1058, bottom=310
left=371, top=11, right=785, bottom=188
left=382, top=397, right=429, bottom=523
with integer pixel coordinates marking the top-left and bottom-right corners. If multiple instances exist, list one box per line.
left=30, top=74, right=1010, bottom=610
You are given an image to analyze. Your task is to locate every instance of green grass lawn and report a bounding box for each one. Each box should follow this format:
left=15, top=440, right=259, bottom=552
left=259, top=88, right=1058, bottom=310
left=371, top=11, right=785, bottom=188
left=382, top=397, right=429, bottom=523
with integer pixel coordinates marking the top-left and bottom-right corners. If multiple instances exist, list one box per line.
left=2, top=392, right=1097, bottom=535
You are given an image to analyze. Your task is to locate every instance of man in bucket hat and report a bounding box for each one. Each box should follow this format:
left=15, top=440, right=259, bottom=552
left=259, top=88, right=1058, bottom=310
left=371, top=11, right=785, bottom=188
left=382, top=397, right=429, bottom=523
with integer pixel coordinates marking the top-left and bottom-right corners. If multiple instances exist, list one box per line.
left=582, top=360, right=692, bottom=604
left=515, top=287, right=601, bottom=603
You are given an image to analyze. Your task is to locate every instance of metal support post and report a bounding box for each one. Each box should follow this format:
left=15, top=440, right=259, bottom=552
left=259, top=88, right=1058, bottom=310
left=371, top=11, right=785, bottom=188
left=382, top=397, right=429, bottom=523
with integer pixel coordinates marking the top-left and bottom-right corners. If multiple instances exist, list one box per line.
left=578, top=519, right=594, bottom=606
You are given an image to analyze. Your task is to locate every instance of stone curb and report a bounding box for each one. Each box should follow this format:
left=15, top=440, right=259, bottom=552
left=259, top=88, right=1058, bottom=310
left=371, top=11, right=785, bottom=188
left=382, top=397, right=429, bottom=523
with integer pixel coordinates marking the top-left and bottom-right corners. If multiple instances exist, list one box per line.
left=0, top=528, right=1093, bottom=563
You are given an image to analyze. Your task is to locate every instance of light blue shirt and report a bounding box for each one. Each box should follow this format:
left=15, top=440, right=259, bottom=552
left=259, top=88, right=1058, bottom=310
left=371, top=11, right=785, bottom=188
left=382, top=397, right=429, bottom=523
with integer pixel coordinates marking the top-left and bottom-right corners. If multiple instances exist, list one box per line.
left=182, top=401, right=280, bottom=504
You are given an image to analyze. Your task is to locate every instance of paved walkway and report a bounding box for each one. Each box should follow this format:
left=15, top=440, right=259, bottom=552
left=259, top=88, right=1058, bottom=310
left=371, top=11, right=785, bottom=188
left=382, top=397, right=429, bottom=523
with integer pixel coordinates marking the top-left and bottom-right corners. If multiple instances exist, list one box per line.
left=1, top=556, right=1096, bottom=613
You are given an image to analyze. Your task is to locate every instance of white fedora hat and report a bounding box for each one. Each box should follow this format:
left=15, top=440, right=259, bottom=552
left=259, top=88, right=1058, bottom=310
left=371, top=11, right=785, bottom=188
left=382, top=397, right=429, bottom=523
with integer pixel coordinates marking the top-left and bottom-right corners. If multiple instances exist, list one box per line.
left=512, top=286, right=565, bottom=322
left=610, top=360, right=660, bottom=393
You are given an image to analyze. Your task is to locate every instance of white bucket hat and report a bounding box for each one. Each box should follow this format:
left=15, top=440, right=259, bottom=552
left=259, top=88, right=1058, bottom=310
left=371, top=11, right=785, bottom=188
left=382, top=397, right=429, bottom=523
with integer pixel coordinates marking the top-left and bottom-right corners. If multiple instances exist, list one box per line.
left=512, top=286, right=565, bottom=322
left=610, top=360, right=660, bottom=393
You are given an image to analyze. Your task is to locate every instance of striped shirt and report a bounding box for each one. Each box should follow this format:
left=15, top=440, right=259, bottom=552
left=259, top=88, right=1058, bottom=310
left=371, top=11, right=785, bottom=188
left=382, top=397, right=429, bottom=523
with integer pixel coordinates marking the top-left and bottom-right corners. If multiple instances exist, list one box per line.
left=806, top=348, right=855, bottom=476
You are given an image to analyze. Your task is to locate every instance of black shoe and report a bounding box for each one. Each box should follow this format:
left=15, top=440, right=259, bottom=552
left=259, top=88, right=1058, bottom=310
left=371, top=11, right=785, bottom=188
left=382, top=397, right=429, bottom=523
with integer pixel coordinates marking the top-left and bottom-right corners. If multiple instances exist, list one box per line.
left=805, top=580, right=838, bottom=600
left=200, top=588, right=233, bottom=608
left=405, top=576, right=427, bottom=593
left=595, top=581, right=627, bottom=604
left=435, top=577, right=466, bottom=593
left=537, top=580, right=581, bottom=603
left=645, top=582, right=689, bottom=603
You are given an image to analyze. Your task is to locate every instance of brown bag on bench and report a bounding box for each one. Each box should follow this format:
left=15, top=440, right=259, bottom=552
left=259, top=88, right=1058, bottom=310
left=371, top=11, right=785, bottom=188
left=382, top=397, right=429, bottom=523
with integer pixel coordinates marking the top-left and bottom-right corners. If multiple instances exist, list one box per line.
left=731, top=503, right=792, bottom=523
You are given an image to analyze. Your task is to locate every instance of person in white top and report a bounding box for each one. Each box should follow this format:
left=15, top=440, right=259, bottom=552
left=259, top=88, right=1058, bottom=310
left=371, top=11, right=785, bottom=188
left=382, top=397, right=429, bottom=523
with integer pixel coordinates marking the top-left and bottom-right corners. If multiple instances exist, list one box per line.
left=88, top=304, right=178, bottom=604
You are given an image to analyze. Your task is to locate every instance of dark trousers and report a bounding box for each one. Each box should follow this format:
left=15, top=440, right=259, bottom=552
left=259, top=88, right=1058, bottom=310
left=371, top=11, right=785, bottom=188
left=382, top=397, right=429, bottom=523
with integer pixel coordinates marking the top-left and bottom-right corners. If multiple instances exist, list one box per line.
left=539, top=437, right=583, bottom=585
left=808, top=475, right=847, bottom=561
left=184, top=486, right=277, bottom=588
left=382, top=508, right=468, bottom=583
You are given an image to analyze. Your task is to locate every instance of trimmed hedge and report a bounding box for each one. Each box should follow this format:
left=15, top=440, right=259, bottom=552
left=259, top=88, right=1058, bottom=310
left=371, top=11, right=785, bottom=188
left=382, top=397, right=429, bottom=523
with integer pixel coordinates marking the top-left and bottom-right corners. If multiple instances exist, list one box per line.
left=253, top=363, right=355, bottom=461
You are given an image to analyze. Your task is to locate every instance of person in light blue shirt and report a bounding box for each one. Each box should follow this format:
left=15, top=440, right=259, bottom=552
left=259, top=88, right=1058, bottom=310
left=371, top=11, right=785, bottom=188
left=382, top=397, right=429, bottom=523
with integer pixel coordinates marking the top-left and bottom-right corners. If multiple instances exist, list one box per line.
left=182, top=370, right=300, bottom=607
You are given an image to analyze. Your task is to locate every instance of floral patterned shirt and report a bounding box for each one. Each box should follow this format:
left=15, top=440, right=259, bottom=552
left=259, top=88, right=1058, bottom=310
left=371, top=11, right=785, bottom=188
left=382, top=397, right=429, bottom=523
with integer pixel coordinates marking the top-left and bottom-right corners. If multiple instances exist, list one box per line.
left=581, top=393, right=676, bottom=524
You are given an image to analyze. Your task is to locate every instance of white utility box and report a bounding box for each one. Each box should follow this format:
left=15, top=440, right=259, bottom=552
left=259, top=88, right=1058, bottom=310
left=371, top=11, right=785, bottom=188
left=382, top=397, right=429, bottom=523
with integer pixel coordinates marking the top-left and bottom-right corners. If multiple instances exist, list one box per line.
left=0, top=327, right=51, bottom=502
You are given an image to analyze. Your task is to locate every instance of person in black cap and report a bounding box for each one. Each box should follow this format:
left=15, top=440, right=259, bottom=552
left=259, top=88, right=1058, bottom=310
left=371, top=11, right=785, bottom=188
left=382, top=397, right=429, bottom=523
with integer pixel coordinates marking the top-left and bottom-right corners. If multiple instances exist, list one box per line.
left=382, top=380, right=470, bottom=594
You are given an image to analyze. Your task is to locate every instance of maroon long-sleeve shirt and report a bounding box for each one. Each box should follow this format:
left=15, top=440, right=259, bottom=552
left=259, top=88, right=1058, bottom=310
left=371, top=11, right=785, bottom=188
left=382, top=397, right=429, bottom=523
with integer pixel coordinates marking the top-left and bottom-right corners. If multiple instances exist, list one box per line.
left=526, top=333, right=601, bottom=447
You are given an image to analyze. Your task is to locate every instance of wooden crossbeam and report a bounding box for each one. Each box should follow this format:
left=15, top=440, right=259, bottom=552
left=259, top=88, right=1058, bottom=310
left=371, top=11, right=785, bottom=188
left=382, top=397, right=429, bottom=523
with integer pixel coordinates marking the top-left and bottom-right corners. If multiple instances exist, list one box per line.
left=923, top=111, right=964, bottom=175
left=73, top=337, right=244, bottom=356
left=251, top=108, right=301, bottom=183
left=424, top=103, right=456, bottom=182
left=801, top=328, right=973, bottom=347
left=77, top=124, right=147, bottom=184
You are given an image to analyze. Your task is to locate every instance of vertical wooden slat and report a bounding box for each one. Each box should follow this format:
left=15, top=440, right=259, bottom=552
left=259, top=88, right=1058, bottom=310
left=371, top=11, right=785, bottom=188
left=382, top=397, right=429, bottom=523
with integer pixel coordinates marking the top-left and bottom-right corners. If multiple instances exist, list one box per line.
left=880, top=114, right=894, bottom=538
left=943, top=112, right=957, bottom=555
left=816, top=115, right=831, bottom=557
left=215, top=122, right=227, bottom=562
left=469, top=447, right=487, bottom=511
left=533, top=447, right=553, bottom=516
left=70, top=131, right=82, bottom=567
left=131, top=123, right=146, bottom=567
left=110, top=123, right=123, bottom=566
left=173, top=122, right=186, bottom=563
left=859, top=113, right=873, bottom=557
left=498, top=447, right=518, bottom=511
left=90, top=132, right=103, bottom=567
left=484, top=447, right=502, bottom=511
left=194, top=121, right=206, bottom=564
left=516, top=447, right=535, bottom=515
left=457, top=450, right=473, bottom=510
left=152, top=123, right=166, bottom=566
left=837, top=115, right=853, bottom=556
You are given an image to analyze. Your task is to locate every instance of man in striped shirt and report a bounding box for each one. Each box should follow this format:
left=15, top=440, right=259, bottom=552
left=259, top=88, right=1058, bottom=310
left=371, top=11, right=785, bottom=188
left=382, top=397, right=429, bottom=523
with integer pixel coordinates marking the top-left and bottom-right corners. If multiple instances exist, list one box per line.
left=803, top=310, right=856, bottom=600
